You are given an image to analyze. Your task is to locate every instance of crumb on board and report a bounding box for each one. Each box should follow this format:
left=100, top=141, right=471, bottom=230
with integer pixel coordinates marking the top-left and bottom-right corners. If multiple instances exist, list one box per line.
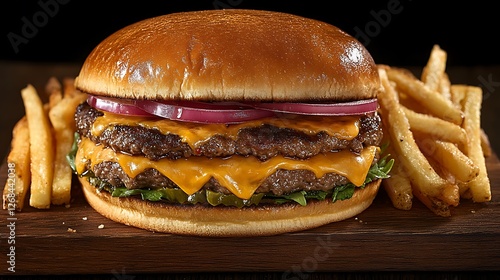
left=82, top=217, right=88, bottom=221
left=67, top=227, right=77, bottom=233
left=354, top=217, right=367, bottom=225
left=98, top=224, right=105, bottom=229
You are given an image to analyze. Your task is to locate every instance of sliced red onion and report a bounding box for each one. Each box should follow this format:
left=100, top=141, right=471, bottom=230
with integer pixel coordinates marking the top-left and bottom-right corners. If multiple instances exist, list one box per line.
left=250, top=98, right=378, bottom=116
left=134, top=100, right=275, bottom=124
left=87, top=94, right=378, bottom=123
left=87, top=95, right=151, bottom=116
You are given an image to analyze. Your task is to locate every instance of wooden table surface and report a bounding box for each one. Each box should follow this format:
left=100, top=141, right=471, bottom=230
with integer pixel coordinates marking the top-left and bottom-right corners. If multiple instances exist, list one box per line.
left=0, top=61, right=499, bottom=279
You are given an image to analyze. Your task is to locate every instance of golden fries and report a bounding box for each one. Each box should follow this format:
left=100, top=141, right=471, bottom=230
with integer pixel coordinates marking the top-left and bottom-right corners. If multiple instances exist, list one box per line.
left=386, top=67, right=463, bottom=125
left=480, top=129, right=492, bottom=157
left=48, top=84, right=87, bottom=205
left=21, top=84, right=54, bottom=209
left=381, top=143, right=413, bottom=210
left=377, top=45, right=492, bottom=216
left=402, top=106, right=468, bottom=152
left=46, top=77, right=63, bottom=109
left=460, top=85, right=491, bottom=202
left=450, top=84, right=467, bottom=109
left=438, top=72, right=452, bottom=101
left=2, top=117, right=31, bottom=211
left=379, top=68, right=456, bottom=216
left=411, top=185, right=453, bottom=217
left=2, top=77, right=86, bottom=211
left=417, top=138, right=478, bottom=184
left=421, top=45, right=447, bottom=94
left=63, top=77, right=77, bottom=97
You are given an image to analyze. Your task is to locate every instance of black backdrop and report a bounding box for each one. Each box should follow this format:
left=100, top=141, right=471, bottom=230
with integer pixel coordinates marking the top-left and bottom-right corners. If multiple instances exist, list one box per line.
left=1, top=1, right=499, bottom=67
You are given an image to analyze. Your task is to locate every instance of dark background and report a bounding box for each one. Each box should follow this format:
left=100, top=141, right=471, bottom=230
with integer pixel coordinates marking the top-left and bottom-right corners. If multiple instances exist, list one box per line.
left=1, top=0, right=499, bottom=68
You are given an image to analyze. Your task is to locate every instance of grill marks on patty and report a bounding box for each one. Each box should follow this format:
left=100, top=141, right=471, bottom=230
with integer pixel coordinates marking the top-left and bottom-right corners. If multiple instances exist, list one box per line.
left=75, top=102, right=383, bottom=161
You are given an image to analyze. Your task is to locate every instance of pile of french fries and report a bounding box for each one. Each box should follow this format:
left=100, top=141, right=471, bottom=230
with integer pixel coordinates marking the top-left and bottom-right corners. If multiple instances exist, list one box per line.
left=378, top=45, right=492, bottom=216
left=2, top=78, right=86, bottom=210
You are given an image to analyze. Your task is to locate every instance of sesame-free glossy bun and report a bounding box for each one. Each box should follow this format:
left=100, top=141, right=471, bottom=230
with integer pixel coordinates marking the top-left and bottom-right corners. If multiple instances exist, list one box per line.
left=75, top=9, right=380, bottom=102
left=80, top=176, right=381, bottom=237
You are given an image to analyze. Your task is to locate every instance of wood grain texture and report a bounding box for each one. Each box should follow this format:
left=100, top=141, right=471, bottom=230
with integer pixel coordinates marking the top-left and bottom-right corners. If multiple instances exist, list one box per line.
left=0, top=154, right=499, bottom=275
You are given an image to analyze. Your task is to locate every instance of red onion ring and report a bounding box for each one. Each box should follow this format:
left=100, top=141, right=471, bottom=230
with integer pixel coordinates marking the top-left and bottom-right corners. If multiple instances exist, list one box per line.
left=87, top=95, right=151, bottom=116
left=87, top=95, right=378, bottom=123
left=249, top=99, right=378, bottom=116
left=134, top=100, right=275, bottom=124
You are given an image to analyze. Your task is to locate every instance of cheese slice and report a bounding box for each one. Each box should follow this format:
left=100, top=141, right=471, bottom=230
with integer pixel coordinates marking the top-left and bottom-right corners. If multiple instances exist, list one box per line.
left=76, top=138, right=378, bottom=200
left=91, top=112, right=361, bottom=149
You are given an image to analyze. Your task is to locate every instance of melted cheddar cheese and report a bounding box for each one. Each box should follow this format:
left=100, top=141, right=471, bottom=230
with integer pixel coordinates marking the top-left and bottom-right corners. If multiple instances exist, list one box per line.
left=75, top=138, right=378, bottom=200
left=91, top=112, right=361, bottom=149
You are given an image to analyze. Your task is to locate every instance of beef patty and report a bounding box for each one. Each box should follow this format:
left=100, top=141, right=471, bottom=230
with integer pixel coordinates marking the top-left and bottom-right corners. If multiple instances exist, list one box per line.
left=75, top=102, right=382, bottom=161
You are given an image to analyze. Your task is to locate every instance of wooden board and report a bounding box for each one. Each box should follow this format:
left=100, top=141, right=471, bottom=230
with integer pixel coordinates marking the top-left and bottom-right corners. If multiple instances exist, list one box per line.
left=1, top=153, right=499, bottom=275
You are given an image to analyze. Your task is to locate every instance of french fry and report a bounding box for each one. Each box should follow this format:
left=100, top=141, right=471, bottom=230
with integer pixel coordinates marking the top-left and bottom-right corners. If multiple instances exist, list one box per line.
left=460, top=187, right=473, bottom=200
left=421, top=153, right=461, bottom=207
left=62, top=77, right=78, bottom=97
left=378, top=67, right=455, bottom=216
left=480, top=129, right=492, bottom=157
left=402, top=106, right=468, bottom=152
left=460, top=86, right=491, bottom=202
left=48, top=82, right=87, bottom=205
left=386, top=67, right=463, bottom=125
left=2, top=117, right=31, bottom=211
left=450, top=84, right=467, bottom=109
left=46, top=77, right=62, bottom=109
left=412, top=185, right=452, bottom=217
left=381, top=144, right=413, bottom=210
left=382, top=172, right=413, bottom=211
left=421, top=45, right=447, bottom=93
left=439, top=72, right=452, bottom=101
left=440, top=183, right=460, bottom=207
left=377, top=46, right=491, bottom=216
left=21, top=84, right=54, bottom=209
left=416, top=137, right=478, bottom=184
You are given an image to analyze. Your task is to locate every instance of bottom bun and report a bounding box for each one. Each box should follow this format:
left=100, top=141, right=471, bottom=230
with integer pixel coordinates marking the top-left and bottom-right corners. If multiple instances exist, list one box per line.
left=80, top=178, right=381, bottom=237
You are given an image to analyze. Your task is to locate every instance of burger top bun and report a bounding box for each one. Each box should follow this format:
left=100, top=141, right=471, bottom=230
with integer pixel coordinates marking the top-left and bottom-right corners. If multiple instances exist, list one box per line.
left=75, top=9, right=380, bottom=102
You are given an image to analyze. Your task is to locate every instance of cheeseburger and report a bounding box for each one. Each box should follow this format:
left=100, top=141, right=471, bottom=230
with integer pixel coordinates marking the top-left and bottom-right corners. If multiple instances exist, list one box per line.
left=69, top=9, right=392, bottom=236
